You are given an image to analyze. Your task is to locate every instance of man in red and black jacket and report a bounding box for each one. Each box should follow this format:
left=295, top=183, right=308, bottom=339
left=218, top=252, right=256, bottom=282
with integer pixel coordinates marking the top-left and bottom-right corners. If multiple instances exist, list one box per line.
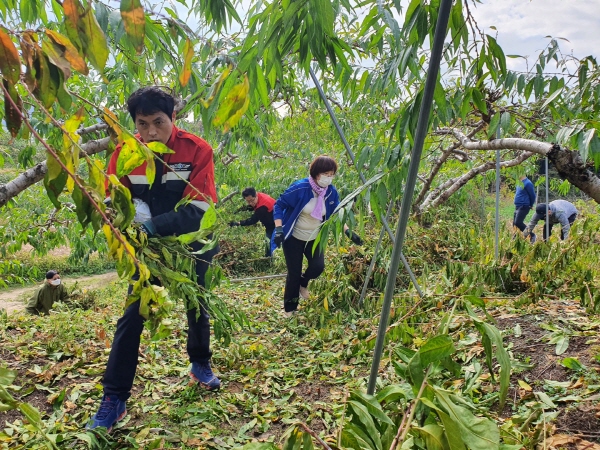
left=229, top=187, right=276, bottom=257
left=88, top=87, right=221, bottom=432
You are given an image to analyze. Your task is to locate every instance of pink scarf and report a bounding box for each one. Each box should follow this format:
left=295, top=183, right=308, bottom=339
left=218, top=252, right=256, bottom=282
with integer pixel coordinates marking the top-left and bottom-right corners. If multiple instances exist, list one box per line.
left=308, top=176, right=327, bottom=220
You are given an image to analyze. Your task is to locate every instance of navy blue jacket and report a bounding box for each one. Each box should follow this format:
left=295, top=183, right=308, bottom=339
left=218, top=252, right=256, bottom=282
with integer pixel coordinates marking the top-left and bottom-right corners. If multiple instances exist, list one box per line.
left=514, top=177, right=536, bottom=207
left=272, top=178, right=340, bottom=252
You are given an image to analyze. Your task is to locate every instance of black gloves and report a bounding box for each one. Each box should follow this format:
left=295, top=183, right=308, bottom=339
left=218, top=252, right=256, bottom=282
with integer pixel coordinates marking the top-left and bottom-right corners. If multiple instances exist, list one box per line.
left=139, top=220, right=156, bottom=237
left=274, top=226, right=284, bottom=247
left=345, top=229, right=363, bottom=245
left=229, top=221, right=240, bottom=227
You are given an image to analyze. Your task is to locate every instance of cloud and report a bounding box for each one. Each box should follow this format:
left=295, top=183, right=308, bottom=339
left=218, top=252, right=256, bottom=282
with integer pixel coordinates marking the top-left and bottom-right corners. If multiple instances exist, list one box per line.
left=470, top=0, right=599, bottom=71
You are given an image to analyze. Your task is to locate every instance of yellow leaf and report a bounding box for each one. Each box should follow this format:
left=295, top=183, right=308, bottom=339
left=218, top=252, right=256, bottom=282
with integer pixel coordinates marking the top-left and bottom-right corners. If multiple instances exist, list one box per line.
left=179, top=38, right=194, bottom=87
left=212, top=75, right=250, bottom=131
left=44, top=29, right=88, bottom=75
left=323, top=297, right=329, bottom=311
left=518, top=380, right=532, bottom=391
left=0, top=27, right=21, bottom=84
left=120, top=0, right=145, bottom=54
left=201, top=66, right=230, bottom=108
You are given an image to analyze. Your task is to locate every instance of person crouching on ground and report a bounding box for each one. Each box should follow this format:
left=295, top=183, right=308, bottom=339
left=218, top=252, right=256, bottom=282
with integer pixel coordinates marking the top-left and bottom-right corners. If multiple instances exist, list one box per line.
left=26, top=270, right=69, bottom=315
left=87, top=86, right=221, bottom=432
left=272, top=155, right=362, bottom=317
left=524, top=199, right=578, bottom=241
left=513, top=174, right=536, bottom=240
left=229, top=187, right=276, bottom=257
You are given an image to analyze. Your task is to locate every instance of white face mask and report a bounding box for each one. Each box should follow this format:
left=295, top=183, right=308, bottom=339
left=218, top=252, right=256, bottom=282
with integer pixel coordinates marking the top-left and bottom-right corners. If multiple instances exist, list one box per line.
left=317, top=175, right=333, bottom=188
left=50, top=279, right=61, bottom=286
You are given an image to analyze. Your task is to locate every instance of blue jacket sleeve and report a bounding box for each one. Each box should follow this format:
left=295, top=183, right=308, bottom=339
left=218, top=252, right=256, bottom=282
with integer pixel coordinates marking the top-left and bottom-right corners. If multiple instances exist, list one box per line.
left=273, top=182, right=300, bottom=221
left=525, top=181, right=536, bottom=207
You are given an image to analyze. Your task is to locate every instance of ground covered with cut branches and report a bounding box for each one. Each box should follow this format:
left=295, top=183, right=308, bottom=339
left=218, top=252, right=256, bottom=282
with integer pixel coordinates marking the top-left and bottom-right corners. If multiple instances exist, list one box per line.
left=2, top=235, right=600, bottom=449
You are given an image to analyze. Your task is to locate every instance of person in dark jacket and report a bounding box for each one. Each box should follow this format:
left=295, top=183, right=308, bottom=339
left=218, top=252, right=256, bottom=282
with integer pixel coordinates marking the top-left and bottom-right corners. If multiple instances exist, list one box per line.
left=524, top=200, right=578, bottom=241
left=273, top=155, right=362, bottom=316
left=229, top=188, right=276, bottom=256
left=26, top=270, right=69, bottom=315
left=513, top=175, right=536, bottom=239
left=88, top=87, right=221, bottom=432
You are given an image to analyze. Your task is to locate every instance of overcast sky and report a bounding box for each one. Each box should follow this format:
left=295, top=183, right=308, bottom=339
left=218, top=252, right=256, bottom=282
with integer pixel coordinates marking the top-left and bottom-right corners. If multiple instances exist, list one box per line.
left=168, top=0, right=599, bottom=74
left=469, top=0, right=600, bottom=72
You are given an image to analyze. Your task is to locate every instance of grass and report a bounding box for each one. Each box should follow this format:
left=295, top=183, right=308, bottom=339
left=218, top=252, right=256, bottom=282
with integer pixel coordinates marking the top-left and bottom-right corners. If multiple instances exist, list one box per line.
left=1, top=193, right=600, bottom=449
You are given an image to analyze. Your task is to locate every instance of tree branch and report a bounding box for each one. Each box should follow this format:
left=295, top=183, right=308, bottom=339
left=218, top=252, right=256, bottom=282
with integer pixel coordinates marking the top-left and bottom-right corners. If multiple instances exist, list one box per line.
left=418, top=151, right=534, bottom=213
left=414, top=122, right=484, bottom=208
left=0, top=137, right=111, bottom=208
left=435, top=128, right=600, bottom=203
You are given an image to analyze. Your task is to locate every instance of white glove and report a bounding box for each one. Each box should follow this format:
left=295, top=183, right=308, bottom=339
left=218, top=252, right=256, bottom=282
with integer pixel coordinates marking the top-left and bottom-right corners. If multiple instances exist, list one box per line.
left=133, top=198, right=152, bottom=223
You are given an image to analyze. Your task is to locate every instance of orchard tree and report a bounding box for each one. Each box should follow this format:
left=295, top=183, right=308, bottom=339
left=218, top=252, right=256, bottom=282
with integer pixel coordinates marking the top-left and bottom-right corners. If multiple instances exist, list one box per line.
left=0, top=0, right=599, bottom=315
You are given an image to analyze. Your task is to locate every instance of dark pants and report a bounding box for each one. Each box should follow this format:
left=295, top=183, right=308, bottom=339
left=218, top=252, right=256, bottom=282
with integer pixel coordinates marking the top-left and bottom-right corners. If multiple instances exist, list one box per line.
left=513, top=206, right=531, bottom=232
left=103, top=244, right=219, bottom=401
left=282, top=236, right=325, bottom=312
left=543, top=213, right=577, bottom=240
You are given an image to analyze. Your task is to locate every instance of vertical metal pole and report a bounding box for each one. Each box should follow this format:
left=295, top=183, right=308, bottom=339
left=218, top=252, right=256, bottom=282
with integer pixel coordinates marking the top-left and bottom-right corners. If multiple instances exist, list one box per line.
left=545, top=157, right=549, bottom=239
left=309, top=67, right=424, bottom=298
left=359, top=202, right=393, bottom=307
left=367, top=0, right=452, bottom=395
left=495, top=149, right=500, bottom=260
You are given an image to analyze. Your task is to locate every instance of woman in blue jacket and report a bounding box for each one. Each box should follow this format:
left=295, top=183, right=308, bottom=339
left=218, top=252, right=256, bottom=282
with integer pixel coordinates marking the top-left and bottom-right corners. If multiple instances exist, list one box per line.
left=272, top=155, right=362, bottom=316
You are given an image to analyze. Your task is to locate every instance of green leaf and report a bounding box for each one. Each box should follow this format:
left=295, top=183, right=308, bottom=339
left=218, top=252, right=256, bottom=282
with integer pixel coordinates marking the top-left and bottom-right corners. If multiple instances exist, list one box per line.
left=18, top=402, right=43, bottom=427
left=554, top=335, right=569, bottom=355
left=542, top=87, right=564, bottom=108
left=437, top=409, right=466, bottom=450
left=350, top=391, right=395, bottom=425
left=469, top=311, right=511, bottom=410
left=534, top=391, right=556, bottom=409
left=348, top=400, right=383, bottom=450
left=434, top=388, right=500, bottom=450
left=415, top=424, right=449, bottom=450
left=488, top=113, right=501, bottom=139
left=500, top=112, right=511, bottom=136
left=418, top=334, right=456, bottom=367
left=561, top=357, right=584, bottom=371
left=472, top=89, right=487, bottom=115
left=0, top=367, right=16, bottom=386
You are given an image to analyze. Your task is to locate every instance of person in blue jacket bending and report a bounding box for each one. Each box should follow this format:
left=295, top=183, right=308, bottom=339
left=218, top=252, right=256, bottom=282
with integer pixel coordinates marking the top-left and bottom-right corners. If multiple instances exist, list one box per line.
left=513, top=174, right=536, bottom=240
left=272, top=155, right=362, bottom=316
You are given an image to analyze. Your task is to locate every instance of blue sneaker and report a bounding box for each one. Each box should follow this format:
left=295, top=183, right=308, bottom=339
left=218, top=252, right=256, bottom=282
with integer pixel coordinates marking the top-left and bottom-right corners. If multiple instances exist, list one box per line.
left=190, top=361, right=221, bottom=391
left=86, top=395, right=127, bottom=432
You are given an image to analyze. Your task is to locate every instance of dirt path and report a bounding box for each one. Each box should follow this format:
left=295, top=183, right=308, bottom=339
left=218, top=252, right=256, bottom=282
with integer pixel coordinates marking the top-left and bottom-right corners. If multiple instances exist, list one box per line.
left=0, top=272, right=118, bottom=315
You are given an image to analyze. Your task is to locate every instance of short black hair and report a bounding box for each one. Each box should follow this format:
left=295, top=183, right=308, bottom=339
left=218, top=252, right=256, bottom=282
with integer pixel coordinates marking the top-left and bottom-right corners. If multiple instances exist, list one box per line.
left=127, top=87, right=175, bottom=122
left=242, top=187, right=257, bottom=198
left=309, top=155, right=338, bottom=179
left=45, top=270, right=58, bottom=279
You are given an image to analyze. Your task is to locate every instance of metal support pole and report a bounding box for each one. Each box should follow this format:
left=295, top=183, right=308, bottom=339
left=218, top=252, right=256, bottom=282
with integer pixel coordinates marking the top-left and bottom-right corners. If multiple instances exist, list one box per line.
left=545, top=157, right=549, bottom=240
left=495, top=149, right=500, bottom=260
left=367, top=0, right=452, bottom=395
left=309, top=67, right=423, bottom=298
left=359, top=202, right=393, bottom=307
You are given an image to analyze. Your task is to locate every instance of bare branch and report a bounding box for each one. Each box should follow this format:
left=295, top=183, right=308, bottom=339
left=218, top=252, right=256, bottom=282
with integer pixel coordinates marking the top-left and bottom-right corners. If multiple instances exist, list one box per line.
left=419, top=151, right=534, bottom=213
left=414, top=122, right=484, bottom=208
left=217, top=190, right=239, bottom=207
left=438, top=127, right=552, bottom=154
